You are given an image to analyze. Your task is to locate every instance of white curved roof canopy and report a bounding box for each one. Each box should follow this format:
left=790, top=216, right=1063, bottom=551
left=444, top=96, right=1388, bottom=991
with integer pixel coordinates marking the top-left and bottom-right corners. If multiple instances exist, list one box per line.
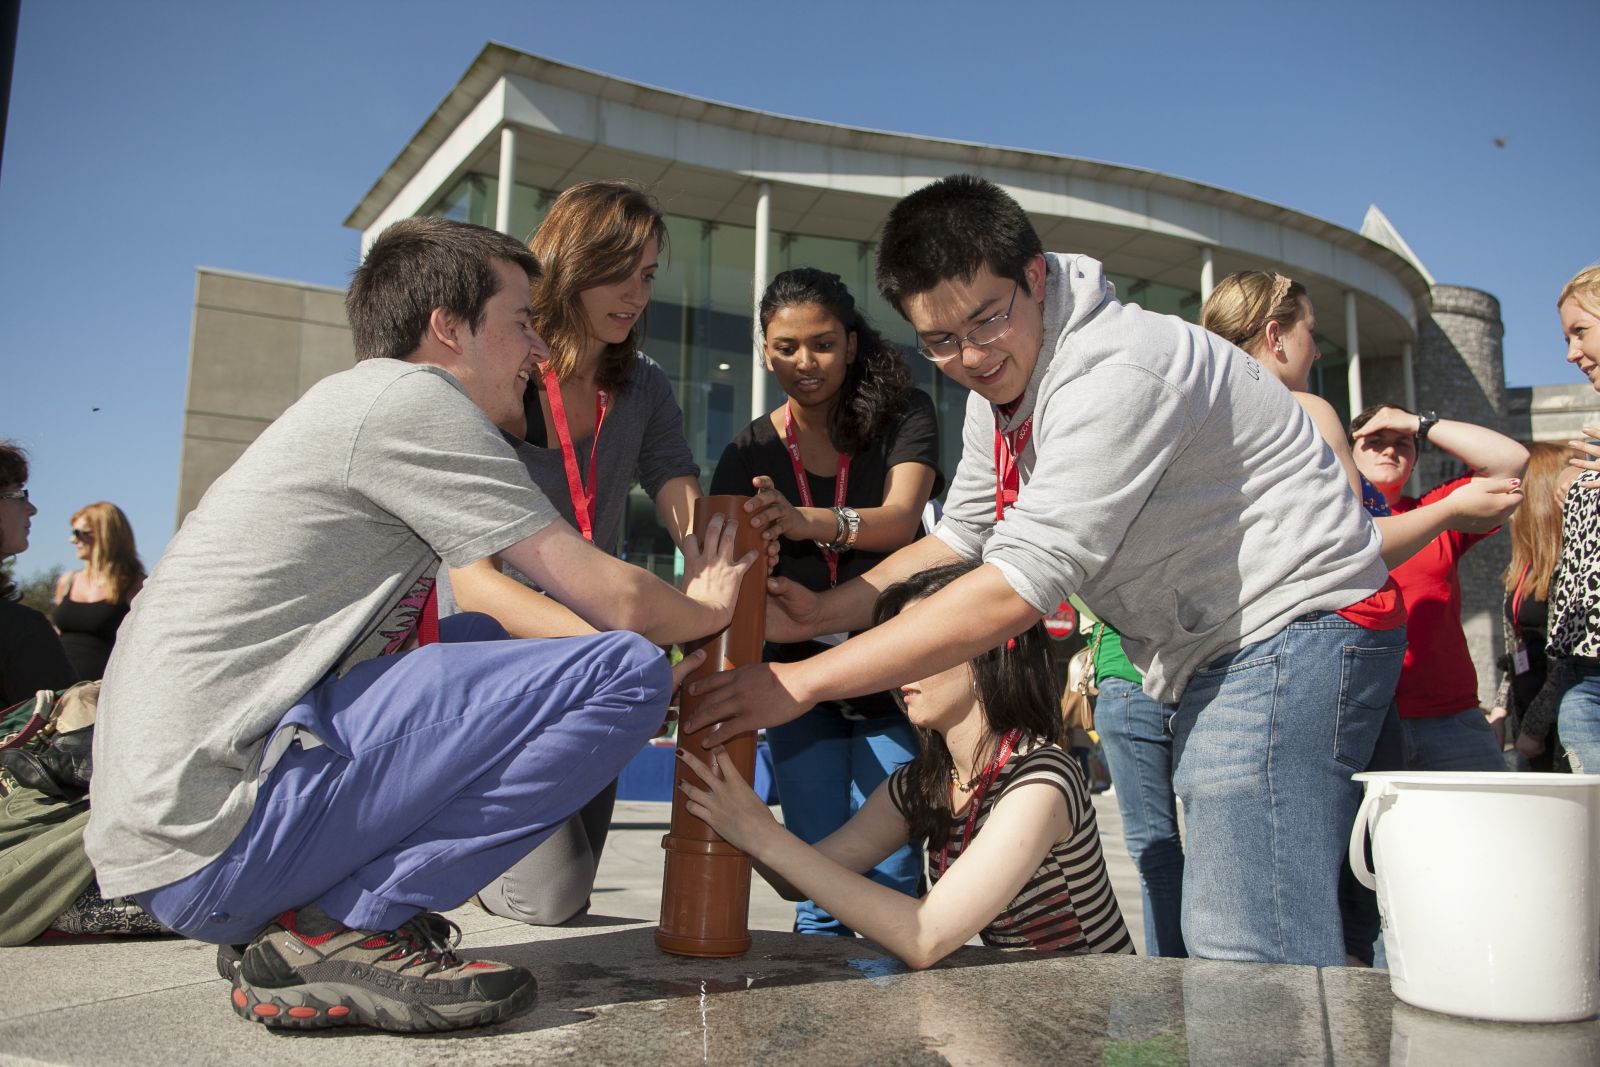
left=348, top=43, right=1427, bottom=355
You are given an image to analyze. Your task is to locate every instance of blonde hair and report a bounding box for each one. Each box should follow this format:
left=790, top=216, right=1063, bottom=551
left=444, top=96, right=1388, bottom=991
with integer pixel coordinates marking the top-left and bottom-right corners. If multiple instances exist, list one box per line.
left=529, top=180, right=668, bottom=392
left=1200, top=270, right=1308, bottom=355
left=71, top=501, right=144, bottom=605
left=1504, top=442, right=1575, bottom=602
left=1558, top=265, right=1600, bottom=319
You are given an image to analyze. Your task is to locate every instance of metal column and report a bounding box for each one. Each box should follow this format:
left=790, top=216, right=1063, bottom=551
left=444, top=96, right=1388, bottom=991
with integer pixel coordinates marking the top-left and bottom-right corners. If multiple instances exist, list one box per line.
left=495, top=127, right=517, bottom=236
left=752, top=182, right=772, bottom=421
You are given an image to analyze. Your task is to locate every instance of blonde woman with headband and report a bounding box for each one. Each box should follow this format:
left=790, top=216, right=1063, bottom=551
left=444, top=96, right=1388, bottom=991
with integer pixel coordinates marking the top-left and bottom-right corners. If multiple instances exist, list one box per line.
left=52, top=501, right=144, bottom=682
left=1201, top=271, right=1524, bottom=569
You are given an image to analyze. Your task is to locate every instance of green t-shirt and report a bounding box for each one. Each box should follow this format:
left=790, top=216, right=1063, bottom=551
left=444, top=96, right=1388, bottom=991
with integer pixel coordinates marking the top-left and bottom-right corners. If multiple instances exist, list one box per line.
left=1089, top=620, right=1143, bottom=686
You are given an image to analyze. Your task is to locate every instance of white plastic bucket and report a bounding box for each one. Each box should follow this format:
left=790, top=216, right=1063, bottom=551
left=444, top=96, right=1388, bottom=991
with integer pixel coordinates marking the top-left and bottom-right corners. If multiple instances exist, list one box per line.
left=1350, top=771, right=1600, bottom=1022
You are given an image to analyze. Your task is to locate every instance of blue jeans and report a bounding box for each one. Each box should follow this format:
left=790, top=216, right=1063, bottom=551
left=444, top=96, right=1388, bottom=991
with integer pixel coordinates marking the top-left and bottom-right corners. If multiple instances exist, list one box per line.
left=1558, top=662, right=1600, bottom=774
left=1094, top=676, right=1187, bottom=957
left=139, top=616, right=666, bottom=944
left=1399, top=707, right=1504, bottom=771
left=1170, top=614, right=1404, bottom=966
left=766, top=707, right=921, bottom=935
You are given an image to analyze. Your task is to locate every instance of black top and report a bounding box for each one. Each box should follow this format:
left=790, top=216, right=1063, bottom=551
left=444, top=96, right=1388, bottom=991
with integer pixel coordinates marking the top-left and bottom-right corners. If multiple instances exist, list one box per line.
left=711, top=388, right=944, bottom=719
left=0, top=599, right=76, bottom=707
left=52, top=596, right=129, bottom=682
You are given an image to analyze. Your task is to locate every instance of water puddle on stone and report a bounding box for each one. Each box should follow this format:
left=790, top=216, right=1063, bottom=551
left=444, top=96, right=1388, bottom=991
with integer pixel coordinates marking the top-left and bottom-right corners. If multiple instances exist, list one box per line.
left=845, top=956, right=910, bottom=985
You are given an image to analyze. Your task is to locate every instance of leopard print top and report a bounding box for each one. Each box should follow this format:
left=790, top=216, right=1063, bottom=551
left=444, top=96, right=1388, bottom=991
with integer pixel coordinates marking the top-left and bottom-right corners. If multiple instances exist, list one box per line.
left=1547, top=481, right=1600, bottom=659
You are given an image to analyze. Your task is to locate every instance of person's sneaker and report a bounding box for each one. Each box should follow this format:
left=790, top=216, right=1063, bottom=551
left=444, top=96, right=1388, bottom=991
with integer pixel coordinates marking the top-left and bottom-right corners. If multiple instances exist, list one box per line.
left=216, top=942, right=245, bottom=981
left=229, top=905, right=536, bottom=1032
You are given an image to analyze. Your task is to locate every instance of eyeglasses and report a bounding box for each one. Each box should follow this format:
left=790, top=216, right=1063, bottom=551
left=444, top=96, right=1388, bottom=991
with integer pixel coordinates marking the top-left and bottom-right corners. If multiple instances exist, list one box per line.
left=70, top=528, right=94, bottom=543
left=0, top=488, right=27, bottom=503
left=915, top=282, right=1020, bottom=363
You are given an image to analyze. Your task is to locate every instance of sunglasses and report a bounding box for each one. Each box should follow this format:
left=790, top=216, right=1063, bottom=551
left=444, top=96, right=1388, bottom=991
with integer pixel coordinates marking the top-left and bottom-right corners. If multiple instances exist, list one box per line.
left=70, top=528, right=94, bottom=543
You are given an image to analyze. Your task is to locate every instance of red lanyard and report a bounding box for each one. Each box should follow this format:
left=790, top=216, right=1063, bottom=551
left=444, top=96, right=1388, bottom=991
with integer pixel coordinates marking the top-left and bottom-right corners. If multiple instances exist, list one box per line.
left=1511, top=562, right=1531, bottom=624
left=993, top=414, right=1033, bottom=520
left=783, top=404, right=851, bottom=587
left=937, top=728, right=1022, bottom=877
left=543, top=363, right=609, bottom=543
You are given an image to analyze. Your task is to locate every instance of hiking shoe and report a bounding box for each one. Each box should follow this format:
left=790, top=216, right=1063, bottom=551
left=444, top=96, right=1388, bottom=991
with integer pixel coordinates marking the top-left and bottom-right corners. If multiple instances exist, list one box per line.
left=230, top=905, right=536, bottom=1032
left=216, top=912, right=456, bottom=983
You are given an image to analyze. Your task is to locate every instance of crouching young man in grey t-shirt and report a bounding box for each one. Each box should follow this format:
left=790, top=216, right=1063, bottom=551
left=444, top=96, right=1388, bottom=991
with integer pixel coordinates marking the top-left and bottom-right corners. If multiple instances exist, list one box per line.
left=685, top=175, right=1406, bottom=967
left=83, top=218, right=754, bottom=1032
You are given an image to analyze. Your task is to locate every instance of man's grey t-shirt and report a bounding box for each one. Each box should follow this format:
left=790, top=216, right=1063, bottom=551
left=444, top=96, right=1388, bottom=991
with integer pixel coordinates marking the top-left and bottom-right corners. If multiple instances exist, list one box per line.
left=86, top=361, right=558, bottom=898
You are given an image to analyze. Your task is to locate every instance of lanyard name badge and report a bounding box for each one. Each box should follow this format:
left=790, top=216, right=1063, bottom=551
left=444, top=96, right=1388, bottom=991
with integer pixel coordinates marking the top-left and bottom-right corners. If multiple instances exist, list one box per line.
left=1511, top=563, right=1531, bottom=675
left=993, top=412, right=1034, bottom=520
left=783, top=404, right=851, bottom=588
left=937, top=728, right=1022, bottom=878
left=543, top=364, right=609, bottom=543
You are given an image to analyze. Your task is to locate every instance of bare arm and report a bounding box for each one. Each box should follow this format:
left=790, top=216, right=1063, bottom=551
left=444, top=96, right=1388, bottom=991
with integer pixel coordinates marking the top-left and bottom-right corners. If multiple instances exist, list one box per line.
left=682, top=748, right=1068, bottom=970
left=1354, top=406, right=1528, bottom=479
left=740, top=461, right=939, bottom=554
left=1292, top=392, right=1360, bottom=496
left=685, top=562, right=1037, bottom=738
left=1299, top=393, right=1523, bottom=567
left=761, top=531, right=964, bottom=646
left=449, top=556, right=598, bottom=639
left=498, top=516, right=754, bottom=646
left=652, top=474, right=703, bottom=548
left=53, top=571, right=72, bottom=606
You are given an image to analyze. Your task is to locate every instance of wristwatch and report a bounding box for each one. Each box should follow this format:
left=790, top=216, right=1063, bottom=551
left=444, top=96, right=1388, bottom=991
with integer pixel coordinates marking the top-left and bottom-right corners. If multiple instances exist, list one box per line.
left=1416, top=410, right=1439, bottom=443
left=834, top=506, right=861, bottom=550
left=817, top=506, right=861, bottom=552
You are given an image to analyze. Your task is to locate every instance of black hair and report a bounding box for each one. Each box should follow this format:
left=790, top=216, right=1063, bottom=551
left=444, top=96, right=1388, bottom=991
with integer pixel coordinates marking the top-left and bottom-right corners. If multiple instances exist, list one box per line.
left=346, top=216, right=541, bottom=362
left=0, top=440, right=26, bottom=601
left=871, top=561, right=1064, bottom=849
left=1348, top=401, right=1415, bottom=443
left=875, top=174, right=1043, bottom=316
left=758, top=267, right=913, bottom=453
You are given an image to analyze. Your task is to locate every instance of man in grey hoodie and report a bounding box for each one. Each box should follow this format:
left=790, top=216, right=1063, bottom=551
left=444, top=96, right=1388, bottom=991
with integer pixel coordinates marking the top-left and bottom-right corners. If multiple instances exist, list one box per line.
left=687, top=174, right=1406, bottom=967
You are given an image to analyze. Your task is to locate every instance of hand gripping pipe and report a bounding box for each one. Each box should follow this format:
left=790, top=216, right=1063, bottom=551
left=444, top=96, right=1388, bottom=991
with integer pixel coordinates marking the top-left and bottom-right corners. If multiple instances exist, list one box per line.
left=657, top=495, right=768, bottom=957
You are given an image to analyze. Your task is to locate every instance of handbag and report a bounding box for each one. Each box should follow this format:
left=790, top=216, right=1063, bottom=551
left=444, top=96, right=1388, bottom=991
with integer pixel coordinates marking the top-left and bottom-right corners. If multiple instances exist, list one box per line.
left=1060, top=622, right=1106, bottom=734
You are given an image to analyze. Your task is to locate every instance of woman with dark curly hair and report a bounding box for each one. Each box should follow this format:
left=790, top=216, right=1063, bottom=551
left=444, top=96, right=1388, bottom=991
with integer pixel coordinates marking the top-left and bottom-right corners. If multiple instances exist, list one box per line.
left=0, top=442, right=76, bottom=706
left=710, top=267, right=944, bottom=936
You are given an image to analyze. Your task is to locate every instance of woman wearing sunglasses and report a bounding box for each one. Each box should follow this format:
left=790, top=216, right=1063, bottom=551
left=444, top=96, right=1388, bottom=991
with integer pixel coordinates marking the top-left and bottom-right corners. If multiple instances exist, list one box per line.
left=52, top=502, right=144, bottom=683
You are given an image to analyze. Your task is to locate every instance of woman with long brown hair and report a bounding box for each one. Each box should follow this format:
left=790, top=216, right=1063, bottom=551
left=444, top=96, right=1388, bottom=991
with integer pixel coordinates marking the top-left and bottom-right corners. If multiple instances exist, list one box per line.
left=442, top=180, right=703, bottom=926
left=51, top=501, right=143, bottom=682
left=1493, top=442, right=1577, bottom=770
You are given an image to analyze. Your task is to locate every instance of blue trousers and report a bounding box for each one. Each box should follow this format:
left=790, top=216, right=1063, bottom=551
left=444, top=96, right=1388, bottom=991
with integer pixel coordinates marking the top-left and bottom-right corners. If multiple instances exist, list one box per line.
left=1558, top=663, right=1600, bottom=775
left=766, top=707, right=922, bottom=936
left=138, top=615, right=668, bottom=944
left=1170, top=614, right=1404, bottom=966
left=1398, top=707, right=1504, bottom=771
left=1094, top=676, right=1187, bottom=958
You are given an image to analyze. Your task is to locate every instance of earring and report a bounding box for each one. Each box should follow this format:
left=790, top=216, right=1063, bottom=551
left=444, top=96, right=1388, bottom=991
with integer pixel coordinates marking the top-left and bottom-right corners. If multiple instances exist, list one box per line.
left=1274, top=343, right=1285, bottom=354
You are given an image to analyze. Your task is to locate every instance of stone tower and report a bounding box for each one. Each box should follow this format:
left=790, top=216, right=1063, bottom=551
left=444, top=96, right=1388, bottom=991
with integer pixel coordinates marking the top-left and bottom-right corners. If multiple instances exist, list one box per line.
left=1412, top=285, right=1510, bottom=714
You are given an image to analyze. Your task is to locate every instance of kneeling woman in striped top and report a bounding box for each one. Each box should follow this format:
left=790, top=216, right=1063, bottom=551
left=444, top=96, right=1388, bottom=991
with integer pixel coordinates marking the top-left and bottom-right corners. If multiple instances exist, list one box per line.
left=681, top=561, right=1133, bottom=968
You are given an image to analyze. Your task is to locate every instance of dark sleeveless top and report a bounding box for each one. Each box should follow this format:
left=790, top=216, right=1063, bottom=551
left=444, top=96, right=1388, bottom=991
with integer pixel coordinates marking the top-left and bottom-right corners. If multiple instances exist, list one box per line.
left=52, top=596, right=129, bottom=681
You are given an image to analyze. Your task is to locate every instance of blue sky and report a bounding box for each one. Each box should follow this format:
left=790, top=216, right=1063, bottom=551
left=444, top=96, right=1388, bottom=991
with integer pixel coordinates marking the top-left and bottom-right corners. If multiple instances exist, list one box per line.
left=3, top=0, right=1595, bottom=579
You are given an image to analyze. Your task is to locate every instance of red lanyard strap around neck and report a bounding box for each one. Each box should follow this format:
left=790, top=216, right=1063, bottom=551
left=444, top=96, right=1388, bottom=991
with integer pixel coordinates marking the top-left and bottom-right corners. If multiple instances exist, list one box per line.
left=543, top=363, right=609, bottom=543
left=783, top=404, right=851, bottom=587
left=1511, top=562, right=1532, bottom=624
left=993, top=412, right=1033, bottom=521
left=937, top=728, right=1023, bottom=877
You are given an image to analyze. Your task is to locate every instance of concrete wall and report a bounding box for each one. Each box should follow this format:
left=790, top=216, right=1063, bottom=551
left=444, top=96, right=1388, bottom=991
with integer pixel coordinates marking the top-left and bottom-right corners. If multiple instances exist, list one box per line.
left=1506, top=383, right=1600, bottom=443
left=177, top=270, right=353, bottom=523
